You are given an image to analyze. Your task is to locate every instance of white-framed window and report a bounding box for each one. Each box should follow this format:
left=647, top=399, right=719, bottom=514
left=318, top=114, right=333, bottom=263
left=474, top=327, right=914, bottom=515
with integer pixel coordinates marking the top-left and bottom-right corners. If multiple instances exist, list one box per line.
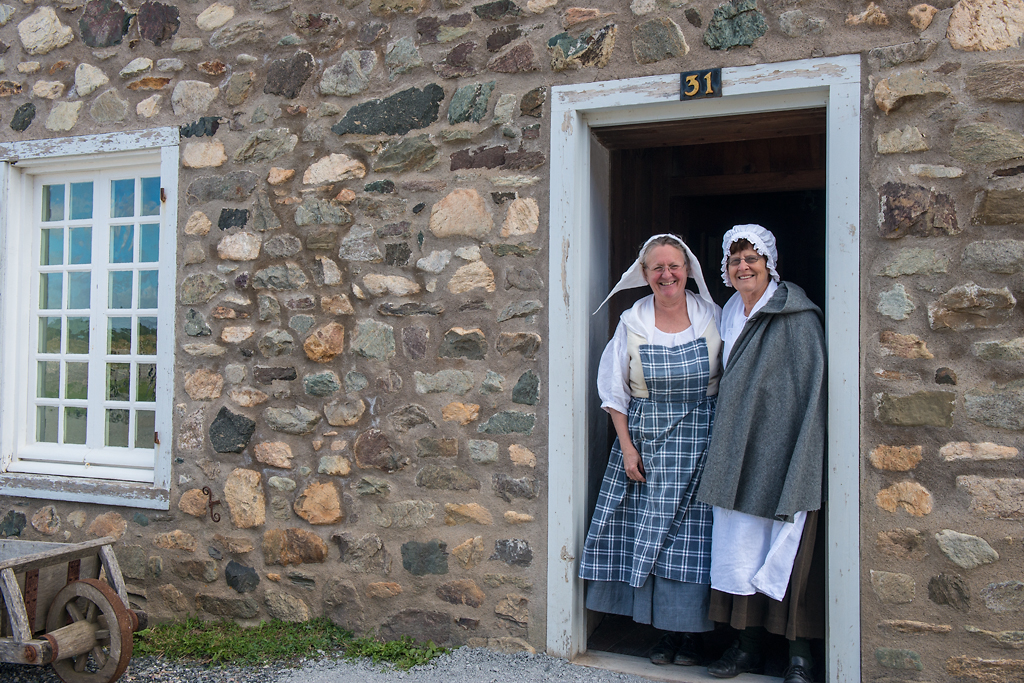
left=0, top=129, right=178, bottom=509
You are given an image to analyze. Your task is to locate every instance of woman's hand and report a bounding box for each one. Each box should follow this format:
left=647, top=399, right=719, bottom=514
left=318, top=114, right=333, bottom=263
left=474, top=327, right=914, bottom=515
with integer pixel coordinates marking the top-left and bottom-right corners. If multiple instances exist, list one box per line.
left=622, top=442, right=647, bottom=483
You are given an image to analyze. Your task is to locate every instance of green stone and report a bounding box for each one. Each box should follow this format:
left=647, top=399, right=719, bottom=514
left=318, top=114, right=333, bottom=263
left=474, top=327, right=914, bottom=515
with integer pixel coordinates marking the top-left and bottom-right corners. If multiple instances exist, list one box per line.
left=488, top=242, right=539, bottom=257
left=345, top=372, right=369, bottom=393
left=703, top=0, right=767, bottom=50
left=478, top=410, right=535, bottom=435
left=448, top=81, right=495, bottom=124
left=352, top=319, right=396, bottom=360
left=875, top=648, right=923, bottom=671
left=876, top=391, right=954, bottom=427
left=401, top=540, right=449, bottom=576
left=512, top=370, right=539, bottom=405
left=180, top=274, right=226, bottom=304
left=304, top=371, right=341, bottom=396
left=415, top=464, right=480, bottom=490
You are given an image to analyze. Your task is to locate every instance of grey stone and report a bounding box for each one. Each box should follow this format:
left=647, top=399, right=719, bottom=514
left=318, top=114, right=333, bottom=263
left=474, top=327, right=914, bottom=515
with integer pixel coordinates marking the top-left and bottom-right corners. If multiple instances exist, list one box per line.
left=185, top=308, right=212, bottom=337
left=352, top=319, right=396, bottom=360
left=117, top=546, right=146, bottom=581
left=878, top=182, right=958, bottom=238
left=877, top=284, right=915, bottom=320
left=935, top=529, right=999, bottom=569
left=264, top=405, right=322, bottom=434
left=332, top=533, right=387, bottom=572
left=928, top=283, right=1016, bottom=331
left=225, top=71, right=255, bottom=105
left=11, top=102, right=34, bottom=132
left=632, top=17, right=687, bottom=65
left=264, top=234, right=303, bottom=258
left=480, top=371, right=505, bottom=393
left=966, top=381, right=1024, bottom=430
left=497, top=332, right=541, bottom=359
left=337, top=225, right=381, bottom=262
left=304, top=371, right=341, bottom=396
left=963, top=240, right=1024, bottom=273
left=438, top=327, right=487, bottom=359
left=225, top=560, right=260, bottom=593
left=416, top=437, right=458, bottom=458
left=468, top=439, right=498, bottom=463
left=951, top=123, right=1024, bottom=164
left=415, top=465, right=480, bottom=490
left=868, top=40, right=938, bottom=69
left=378, top=302, right=444, bottom=317
left=967, top=60, right=1024, bottom=101
left=324, top=398, right=366, bottom=427
left=321, top=50, right=377, bottom=96
left=253, top=366, right=297, bottom=384
left=929, top=573, right=970, bottom=611
left=490, top=538, right=532, bottom=566
left=234, top=128, right=298, bottom=163
left=323, top=578, right=362, bottom=630
left=448, top=81, right=495, bottom=124
left=296, top=198, right=353, bottom=227
left=371, top=500, right=434, bottom=527
left=414, top=369, right=474, bottom=395
left=975, top=188, right=1024, bottom=225
left=703, top=0, right=765, bottom=50
left=547, top=25, right=616, bottom=71
left=778, top=9, right=825, bottom=37
left=875, top=391, right=954, bottom=427
left=505, top=266, right=544, bottom=290
left=0, top=511, right=25, bottom=537
left=963, top=625, right=1024, bottom=649
left=264, top=589, right=310, bottom=622
left=258, top=295, right=281, bottom=323
left=288, top=315, right=314, bottom=334
left=512, top=370, right=539, bottom=405
left=345, top=372, right=369, bottom=392
left=974, top=338, right=1024, bottom=361
left=253, top=192, right=282, bottom=232
left=265, top=50, right=314, bottom=98
left=355, top=478, right=390, bottom=496
left=875, top=648, right=923, bottom=671
left=379, top=610, right=452, bottom=647
left=89, top=88, right=128, bottom=123
left=196, top=593, right=259, bottom=618
left=492, top=473, right=537, bottom=502
left=186, top=171, right=259, bottom=203
left=354, top=196, right=407, bottom=221
left=403, top=326, right=429, bottom=359
left=389, top=404, right=435, bottom=432
left=870, top=570, right=915, bottom=604
left=982, top=581, right=1024, bottom=613
left=497, top=299, right=542, bottom=322
left=478, top=410, right=535, bottom=435
left=877, top=249, right=949, bottom=277
left=171, top=80, right=219, bottom=115
left=253, top=263, right=308, bottom=290
left=355, top=429, right=408, bottom=472
left=401, top=540, right=449, bottom=575
left=210, top=20, right=266, bottom=49
left=332, top=84, right=444, bottom=136
left=209, top=406, right=256, bottom=453
left=374, top=135, right=439, bottom=173
left=385, top=37, right=424, bottom=80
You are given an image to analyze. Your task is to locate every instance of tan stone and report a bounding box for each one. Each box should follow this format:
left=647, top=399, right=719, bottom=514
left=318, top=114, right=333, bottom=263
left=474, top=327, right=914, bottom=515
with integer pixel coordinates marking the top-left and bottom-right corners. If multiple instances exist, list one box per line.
left=877, top=528, right=928, bottom=560
left=875, top=70, right=951, bottom=114
left=185, top=211, right=212, bottom=236
left=882, top=619, right=951, bottom=633
left=336, top=188, right=356, bottom=203
left=964, top=625, right=1024, bottom=649
left=528, top=0, right=557, bottom=12
left=88, top=512, right=127, bottom=540
left=367, top=582, right=403, bottom=598
left=225, top=468, right=266, bottom=529
left=879, top=331, right=934, bottom=359
left=448, top=260, right=496, bottom=294
left=876, top=481, right=933, bottom=516
left=946, top=656, right=1024, bottom=682
left=957, top=475, right=1024, bottom=518
left=228, top=387, right=269, bottom=407
left=476, top=637, right=536, bottom=654
left=303, top=154, right=367, bottom=184
left=183, top=140, right=227, bottom=168
left=504, top=511, right=534, bottom=524
left=877, top=127, right=929, bottom=154
left=846, top=1, right=888, bottom=25
left=178, top=488, right=210, bottom=517
left=67, top=511, right=87, bottom=529
left=18, top=62, right=41, bottom=74
left=871, top=569, right=915, bottom=604
left=137, top=95, right=162, bottom=118
left=262, top=528, right=329, bottom=565
left=501, top=198, right=539, bottom=237
left=294, top=481, right=343, bottom=524
left=268, top=573, right=282, bottom=581
left=495, top=593, right=529, bottom=625
left=268, top=167, right=294, bottom=185
left=221, top=325, right=254, bottom=343
left=437, top=579, right=486, bottom=607
left=509, top=444, right=537, bottom=467
left=159, top=583, right=191, bottom=612
left=443, top=402, right=480, bottom=425
left=941, top=442, right=1018, bottom=461
left=948, top=0, right=1024, bottom=52
left=213, top=534, right=255, bottom=554
left=304, top=322, right=345, bottom=362
left=429, top=188, right=494, bottom=239
left=908, top=4, right=938, bottom=30
left=182, top=343, right=227, bottom=357
left=318, top=455, right=351, bottom=476
left=217, top=232, right=261, bottom=261
left=445, top=503, right=494, bottom=525
left=254, top=441, right=294, bottom=469
left=452, top=536, right=486, bottom=568
left=196, top=3, right=235, bottom=30
left=363, top=274, right=421, bottom=296
left=32, top=80, right=64, bottom=99
left=316, top=256, right=342, bottom=286
left=873, top=369, right=921, bottom=381
left=31, top=506, right=60, bottom=535
left=322, top=295, right=355, bottom=315
left=184, top=368, right=223, bottom=400
left=869, top=445, right=923, bottom=471
left=153, top=530, right=197, bottom=552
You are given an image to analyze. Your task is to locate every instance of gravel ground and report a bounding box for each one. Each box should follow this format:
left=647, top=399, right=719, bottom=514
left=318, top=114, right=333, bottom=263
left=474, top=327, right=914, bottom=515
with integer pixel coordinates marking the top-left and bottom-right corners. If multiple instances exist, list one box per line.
left=1, top=647, right=661, bottom=683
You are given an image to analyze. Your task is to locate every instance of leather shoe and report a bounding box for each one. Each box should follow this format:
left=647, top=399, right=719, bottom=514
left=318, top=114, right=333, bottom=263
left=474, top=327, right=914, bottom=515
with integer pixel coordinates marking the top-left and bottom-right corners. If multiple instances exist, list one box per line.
left=649, top=633, right=679, bottom=665
left=707, top=645, right=760, bottom=678
left=673, top=633, right=702, bottom=666
left=783, top=656, right=814, bottom=683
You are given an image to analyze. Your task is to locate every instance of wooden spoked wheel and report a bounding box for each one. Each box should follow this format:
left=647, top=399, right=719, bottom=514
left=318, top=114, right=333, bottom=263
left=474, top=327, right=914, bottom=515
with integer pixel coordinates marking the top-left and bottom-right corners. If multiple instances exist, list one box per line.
left=45, top=578, right=134, bottom=683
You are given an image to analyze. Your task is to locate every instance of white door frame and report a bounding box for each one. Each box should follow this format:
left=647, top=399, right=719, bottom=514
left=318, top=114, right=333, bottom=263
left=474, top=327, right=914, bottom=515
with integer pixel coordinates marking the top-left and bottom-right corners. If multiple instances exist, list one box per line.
left=545, top=55, right=862, bottom=683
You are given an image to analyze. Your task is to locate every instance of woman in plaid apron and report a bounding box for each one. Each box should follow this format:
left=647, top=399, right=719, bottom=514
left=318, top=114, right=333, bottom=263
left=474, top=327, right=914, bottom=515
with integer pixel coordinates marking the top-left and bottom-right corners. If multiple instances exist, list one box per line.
left=581, top=234, right=722, bottom=666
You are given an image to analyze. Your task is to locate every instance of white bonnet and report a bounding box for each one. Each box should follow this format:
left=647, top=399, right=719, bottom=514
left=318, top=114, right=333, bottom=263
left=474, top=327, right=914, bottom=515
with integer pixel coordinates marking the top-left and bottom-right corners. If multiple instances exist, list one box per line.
left=720, top=224, right=781, bottom=287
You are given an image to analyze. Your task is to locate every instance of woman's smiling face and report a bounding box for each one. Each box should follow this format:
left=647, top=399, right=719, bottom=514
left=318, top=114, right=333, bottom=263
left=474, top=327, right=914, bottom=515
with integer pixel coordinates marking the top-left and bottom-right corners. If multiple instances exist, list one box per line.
left=643, top=244, right=689, bottom=302
left=728, top=246, right=770, bottom=299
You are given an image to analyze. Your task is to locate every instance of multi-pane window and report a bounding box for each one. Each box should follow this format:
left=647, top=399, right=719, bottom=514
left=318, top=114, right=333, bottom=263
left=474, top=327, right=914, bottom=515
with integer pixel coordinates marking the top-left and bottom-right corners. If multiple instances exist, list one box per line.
left=32, top=173, right=162, bottom=457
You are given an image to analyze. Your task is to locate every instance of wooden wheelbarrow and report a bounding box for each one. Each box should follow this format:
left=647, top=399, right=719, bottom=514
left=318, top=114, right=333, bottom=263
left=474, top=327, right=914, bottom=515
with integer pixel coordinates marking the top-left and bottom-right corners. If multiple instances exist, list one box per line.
left=0, top=536, right=147, bottom=683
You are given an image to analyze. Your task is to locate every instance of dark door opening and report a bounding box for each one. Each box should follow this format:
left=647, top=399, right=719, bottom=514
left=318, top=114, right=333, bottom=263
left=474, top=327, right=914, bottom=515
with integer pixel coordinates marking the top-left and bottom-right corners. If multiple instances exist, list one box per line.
left=584, top=108, right=827, bottom=678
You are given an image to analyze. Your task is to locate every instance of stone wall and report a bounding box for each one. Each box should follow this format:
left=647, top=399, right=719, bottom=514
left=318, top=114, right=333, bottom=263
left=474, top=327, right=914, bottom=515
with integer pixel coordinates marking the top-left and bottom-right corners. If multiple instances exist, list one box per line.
left=2, top=0, right=1024, bottom=674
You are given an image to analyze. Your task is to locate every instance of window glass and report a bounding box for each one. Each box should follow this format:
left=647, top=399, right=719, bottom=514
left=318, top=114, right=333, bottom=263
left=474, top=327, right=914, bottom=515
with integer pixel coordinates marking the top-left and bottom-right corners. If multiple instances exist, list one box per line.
left=70, top=182, right=93, bottom=220
left=41, top=228, right=63, bottom=266
left=138, top=317, right=157, bottom=355
left=64, top=407, right=87, bottom=445
left=68, top=272, right=91, bottom=309
left=110, top=225, right=134, bottom=263
left=37, top=361, right=59, bottom=399
left=42, top=184, right=64, bottom=222
left=105, top=409, right=129, bottom=447
left=66, top=317, right=89, bottom=354
left=38, top=317, right=61, bottom=354
left=139, top=271, right=158, bottom=309
left=106, top=363, right=130, bottom=401
left=111, top=179, right=135, bottom=218
left=109, top=271, right=133, bottom=309
left=107, top=317, right=132, bottom=355
left=139, top=224, right=159, bottom=262
left=135, top=411, right=155, bottom=449
left=36, top=406, right=58, bottom=443
left=141, top=177, right=160, bottom=216
left=136, top=363, right=156, bottom=402
left=69, top=227, right=92, bottom=265
left=39, top=273, right=62, bottom=309
left=65, top=362, right=88, bottom=400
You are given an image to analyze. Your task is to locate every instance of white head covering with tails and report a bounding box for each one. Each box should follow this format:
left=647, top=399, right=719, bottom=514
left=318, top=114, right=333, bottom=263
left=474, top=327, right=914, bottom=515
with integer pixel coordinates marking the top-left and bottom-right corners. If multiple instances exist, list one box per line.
left=595, top=233, right=715, bottom=313
left=720, top=223, right=781, bottom=287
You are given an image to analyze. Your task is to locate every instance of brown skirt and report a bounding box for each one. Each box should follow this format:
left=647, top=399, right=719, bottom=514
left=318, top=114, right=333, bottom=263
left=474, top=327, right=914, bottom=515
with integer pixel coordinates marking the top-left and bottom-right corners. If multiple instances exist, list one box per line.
left=708, top=507, right=826, bottom=641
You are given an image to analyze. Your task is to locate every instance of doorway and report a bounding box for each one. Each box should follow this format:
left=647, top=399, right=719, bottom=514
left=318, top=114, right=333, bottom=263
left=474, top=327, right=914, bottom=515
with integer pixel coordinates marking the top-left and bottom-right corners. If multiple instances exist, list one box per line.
left=545, top=56, right=862, bottom=683
left=584, top=109, right=828, bottom=678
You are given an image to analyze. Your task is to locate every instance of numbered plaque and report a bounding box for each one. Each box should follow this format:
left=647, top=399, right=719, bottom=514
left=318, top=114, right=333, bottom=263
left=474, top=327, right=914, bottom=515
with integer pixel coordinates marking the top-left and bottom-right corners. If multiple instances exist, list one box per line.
left=680, top=68, right=722, bottom=101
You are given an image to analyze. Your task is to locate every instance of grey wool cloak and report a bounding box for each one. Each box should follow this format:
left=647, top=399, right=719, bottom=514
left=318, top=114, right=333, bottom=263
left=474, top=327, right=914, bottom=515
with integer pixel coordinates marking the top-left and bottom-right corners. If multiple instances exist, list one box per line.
left=696, top=282, right=825, bottom=523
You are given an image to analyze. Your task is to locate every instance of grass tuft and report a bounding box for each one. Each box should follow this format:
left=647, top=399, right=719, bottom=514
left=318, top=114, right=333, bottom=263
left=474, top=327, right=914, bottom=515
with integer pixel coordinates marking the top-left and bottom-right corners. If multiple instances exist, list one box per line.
left=133, top=616, right=448, bottom=670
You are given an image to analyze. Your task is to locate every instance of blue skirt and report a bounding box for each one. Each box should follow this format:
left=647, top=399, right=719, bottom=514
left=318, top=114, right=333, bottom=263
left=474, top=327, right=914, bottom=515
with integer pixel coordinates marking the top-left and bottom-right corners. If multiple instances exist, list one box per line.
left=586, top=575, right=713, bottom=632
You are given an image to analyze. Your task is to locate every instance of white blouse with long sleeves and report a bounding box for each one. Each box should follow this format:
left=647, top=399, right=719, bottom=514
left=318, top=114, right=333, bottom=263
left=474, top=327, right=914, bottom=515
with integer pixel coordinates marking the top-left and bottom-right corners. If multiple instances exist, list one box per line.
left=710, top=279, right=806, bottom=601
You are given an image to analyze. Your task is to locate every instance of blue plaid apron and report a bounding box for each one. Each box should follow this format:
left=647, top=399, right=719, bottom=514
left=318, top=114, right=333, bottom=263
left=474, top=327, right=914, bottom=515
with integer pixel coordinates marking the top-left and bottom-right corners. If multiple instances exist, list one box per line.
left=579, top=338, right=715, bottom=587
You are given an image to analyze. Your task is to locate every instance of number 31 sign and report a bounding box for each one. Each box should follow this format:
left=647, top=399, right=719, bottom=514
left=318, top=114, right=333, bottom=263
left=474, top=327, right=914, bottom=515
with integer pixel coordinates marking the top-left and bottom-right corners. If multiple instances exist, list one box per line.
left=680, top=68, right=722, bottom=100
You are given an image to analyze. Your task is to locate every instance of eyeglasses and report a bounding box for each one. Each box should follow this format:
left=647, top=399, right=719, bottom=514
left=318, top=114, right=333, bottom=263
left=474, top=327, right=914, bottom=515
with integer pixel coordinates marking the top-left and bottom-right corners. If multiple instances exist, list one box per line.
left=727, top=256, right=763, bottom=267
left=645, top=265, right=685, bottom=275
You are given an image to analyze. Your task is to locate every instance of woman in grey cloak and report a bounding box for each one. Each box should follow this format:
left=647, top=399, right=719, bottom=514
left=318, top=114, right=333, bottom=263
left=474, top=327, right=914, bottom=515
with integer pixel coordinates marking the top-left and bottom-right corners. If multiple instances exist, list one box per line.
left=697, top=225, right=826, bottom=683
left=580, top=234, right=722, bottom=667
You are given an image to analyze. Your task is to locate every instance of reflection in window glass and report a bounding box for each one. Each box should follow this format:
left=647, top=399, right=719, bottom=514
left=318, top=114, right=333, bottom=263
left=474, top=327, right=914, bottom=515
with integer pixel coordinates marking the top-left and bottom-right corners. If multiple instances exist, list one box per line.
left=37, top=361, right=59, bottom=399
left=136, top=363, right=156, bottom=402
left=111, top=179, right=135, bottom=218
left=139, top=271, right=158, bottom=308
left=69, top=227, right=92, bottom=265
left=64, top=407, right=87, bottom=445
left=68, top=272, right=91, bottom=309
left=109, top=271, right=133, bottom=309
left=42, top=184, right=64, bottom=222
left=141, top=177, right=160, bottom=216
left=66, top=317, right=89, bottom=354
left=109, top=225, right=134, bottom=263
left=38, top=317, right=61, bottom=354
left=136, top=410, right=156, bottom=449
left=41, top=228, right=64, bottom=266
left=107, top=317, right=131, bottom=354
left=105, top=409, right=129, bottom=447
left=139, top=224, right=159, bottom=262
left=37, top=406, right=58, bottom=443
left=106, top=363, right=130, bottom=401
left=70, top=182, right=93, bottom=220
left=65, top=362, right=88, bottom=400
left=39, top=273, right=62, bottom=309
left=138, top=317, right=157, bottom=355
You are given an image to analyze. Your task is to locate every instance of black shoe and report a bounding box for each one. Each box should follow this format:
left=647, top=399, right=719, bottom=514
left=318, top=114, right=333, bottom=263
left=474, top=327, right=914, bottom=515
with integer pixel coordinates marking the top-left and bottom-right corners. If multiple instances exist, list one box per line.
left=783, top=656, right=814, bottom=683
left=673, top=633, right=702, bottom=666
left=707, top=644, right=760, bottom=678
left=649, top=633, right=680, bottom=665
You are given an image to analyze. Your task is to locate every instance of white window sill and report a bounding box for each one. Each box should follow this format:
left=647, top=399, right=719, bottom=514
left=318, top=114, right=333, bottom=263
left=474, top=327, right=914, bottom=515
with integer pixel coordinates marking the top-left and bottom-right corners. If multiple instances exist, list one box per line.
left=0, top=472, right=169, bottom=510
